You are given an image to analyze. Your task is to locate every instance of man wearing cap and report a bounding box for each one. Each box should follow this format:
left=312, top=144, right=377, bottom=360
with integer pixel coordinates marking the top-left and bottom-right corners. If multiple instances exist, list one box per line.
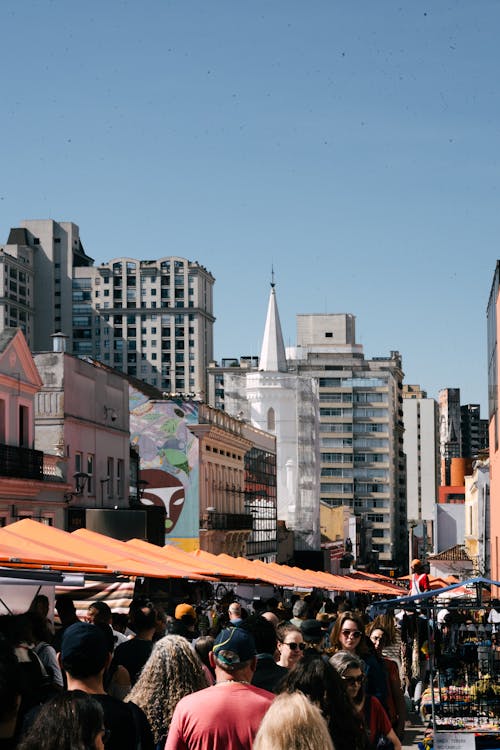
left=300, top=619, right=326, bottom=652
left=169, top=603, right=198, bottom=641
left=165, top=627, right=273, bottom=750
left=58, top=622, right=154, bottom=750
left=409, top=559, right=430, bottom=596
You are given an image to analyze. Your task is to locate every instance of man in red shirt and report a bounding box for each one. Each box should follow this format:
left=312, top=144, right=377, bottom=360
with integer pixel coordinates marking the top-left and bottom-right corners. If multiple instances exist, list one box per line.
left=165, top=627, right=273, bottom=750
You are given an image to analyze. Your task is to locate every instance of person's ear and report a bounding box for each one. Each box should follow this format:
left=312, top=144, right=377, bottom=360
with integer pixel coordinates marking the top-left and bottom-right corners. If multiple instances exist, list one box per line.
left=209, top=651, right=216, bottom=669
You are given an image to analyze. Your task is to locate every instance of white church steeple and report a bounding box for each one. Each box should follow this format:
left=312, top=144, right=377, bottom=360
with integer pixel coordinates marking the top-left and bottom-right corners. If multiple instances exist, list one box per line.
left=259, top=271, right=287, bottom=372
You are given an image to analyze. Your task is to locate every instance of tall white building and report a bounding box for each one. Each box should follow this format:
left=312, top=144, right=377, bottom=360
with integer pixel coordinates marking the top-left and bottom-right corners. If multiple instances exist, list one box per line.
left=287, top=314, right=406, bottom=569
left=222, top=283, right=321, bottom=552
left=402, top=385, right=439, bottom=524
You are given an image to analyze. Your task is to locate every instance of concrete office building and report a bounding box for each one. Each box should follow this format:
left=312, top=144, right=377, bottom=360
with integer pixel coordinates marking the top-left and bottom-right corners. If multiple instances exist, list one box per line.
left=73, top=256, right=215, bottom=397
left=402, top=385, right=439, bottom=524
left=0, top=220, right=93, bottom=351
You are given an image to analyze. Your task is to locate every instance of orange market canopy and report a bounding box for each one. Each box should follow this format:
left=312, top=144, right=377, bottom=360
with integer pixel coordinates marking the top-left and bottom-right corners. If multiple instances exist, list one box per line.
left=70, top=528, right=213, bottom=581
left=0, top=519, right=410, bottom=595
left=0, top=520, right=210, bottom=581
left=0, top=519, right=109, bottom=573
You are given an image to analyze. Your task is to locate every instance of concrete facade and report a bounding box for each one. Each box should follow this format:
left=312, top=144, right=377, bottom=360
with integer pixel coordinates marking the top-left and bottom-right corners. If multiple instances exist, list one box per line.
left=0, top=220, right=93, bottom=352
left=34, top=351, right=131, bottom=521
left=73, top=256, right=215, bottom=399
left=287, top=314, right=406, bottom=570
left=402, top=386, right=439, bottom=526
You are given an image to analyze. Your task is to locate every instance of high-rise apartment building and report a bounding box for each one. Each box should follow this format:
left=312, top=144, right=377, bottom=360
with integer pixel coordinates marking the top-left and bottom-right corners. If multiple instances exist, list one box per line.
left=402, top=384, right=439, bottom=524
left=209, top=307, right=407, bottom=568
left=73, top=257, right=215, bottom=396
left=286, top=314, right=406, bottom=569
left=0, top=220, right=92, bottom=351
left=460, top=403, right=488, bottom=459
left=1, top=219, right=215, bottom=398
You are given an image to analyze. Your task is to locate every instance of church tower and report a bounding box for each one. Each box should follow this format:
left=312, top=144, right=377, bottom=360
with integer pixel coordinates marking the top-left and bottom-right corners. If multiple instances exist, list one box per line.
left=224, top=278, right=321, bottom=552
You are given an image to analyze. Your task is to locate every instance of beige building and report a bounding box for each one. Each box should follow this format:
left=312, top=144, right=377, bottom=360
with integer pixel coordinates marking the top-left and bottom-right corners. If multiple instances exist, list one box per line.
left=73, top=256, right=214, bottom=398
left=192, top=404, right=253, bottom=557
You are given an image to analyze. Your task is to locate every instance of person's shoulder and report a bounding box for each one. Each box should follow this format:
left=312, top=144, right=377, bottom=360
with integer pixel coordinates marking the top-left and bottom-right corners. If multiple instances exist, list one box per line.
left=369, top=695, right=384, bottom=712
left=174, top=685, right=213, bottom=710
left=244, top=683, right=275, bottom=700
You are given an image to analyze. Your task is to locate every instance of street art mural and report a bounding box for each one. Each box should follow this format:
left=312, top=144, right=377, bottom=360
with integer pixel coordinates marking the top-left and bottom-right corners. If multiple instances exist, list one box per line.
left=129, top=388, right=199, bottom=551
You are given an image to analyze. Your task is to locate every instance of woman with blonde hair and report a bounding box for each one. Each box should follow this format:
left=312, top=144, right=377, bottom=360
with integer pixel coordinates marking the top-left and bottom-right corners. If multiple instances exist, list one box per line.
left=253, top=691, right=334, bottom=750
left=125, top=635, right=208, bottom=750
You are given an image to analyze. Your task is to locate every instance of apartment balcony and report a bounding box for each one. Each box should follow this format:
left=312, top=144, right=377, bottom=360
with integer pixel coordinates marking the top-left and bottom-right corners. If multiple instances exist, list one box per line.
left=200, top=512, right=254, bottom=531
left=0, top=443, right=44, bottom=480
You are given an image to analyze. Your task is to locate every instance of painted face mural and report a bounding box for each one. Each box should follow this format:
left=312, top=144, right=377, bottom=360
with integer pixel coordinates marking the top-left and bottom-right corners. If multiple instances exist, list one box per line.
left=139, top=468, right=185, bottom=533
left=129, top=393, right=199, bottom=546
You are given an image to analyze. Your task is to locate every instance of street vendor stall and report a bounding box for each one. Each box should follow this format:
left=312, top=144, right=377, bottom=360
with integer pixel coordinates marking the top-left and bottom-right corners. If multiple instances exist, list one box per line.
left=372, top=578, right=500, bottom=750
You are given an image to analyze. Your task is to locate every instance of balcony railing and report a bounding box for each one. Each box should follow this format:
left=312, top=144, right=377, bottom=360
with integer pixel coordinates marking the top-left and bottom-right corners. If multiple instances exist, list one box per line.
left=0, top=443, right=44, bottom=480
left=200, top=512, right=254, bottom=531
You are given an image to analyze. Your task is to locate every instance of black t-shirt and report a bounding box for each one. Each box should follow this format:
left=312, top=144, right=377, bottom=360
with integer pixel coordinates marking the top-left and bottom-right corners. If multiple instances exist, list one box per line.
left=93, top=694, right=154, bottom=750
left=112, top=639, right=153, bottom=685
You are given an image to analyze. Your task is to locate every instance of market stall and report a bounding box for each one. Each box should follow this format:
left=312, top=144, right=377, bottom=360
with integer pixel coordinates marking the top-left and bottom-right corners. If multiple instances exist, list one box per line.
left=373, top=578, right=500, bottom=750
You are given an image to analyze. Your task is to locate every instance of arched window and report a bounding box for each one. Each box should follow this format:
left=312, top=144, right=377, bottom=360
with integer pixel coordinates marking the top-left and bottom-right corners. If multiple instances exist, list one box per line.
left=267, top=407, right=275, bottom=432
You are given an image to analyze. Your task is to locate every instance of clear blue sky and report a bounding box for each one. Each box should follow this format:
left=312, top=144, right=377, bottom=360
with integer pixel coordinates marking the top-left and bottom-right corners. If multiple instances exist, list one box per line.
left=2, top=1, right=499, bottom=412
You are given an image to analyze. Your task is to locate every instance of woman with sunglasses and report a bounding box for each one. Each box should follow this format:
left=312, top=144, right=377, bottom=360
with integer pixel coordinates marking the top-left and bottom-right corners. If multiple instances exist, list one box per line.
left=279, top=651, right=367, bottom=750
left=275, top=623, right=305, bottom=669
left=329, top=611, right=388, bottom=712
left=366, top=622, right=406, bottom=741
left=330, top=651, right=401, bottom=750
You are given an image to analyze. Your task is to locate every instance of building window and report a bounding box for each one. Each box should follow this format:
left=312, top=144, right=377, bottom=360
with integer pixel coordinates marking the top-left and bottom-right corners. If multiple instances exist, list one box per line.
left=107, top=458, right=114, bottom=498
left=87, top=454, right=94, bottom=494
left=267, top=408, right=275, bottom=432
left=117, top=459, right=123, bottom=497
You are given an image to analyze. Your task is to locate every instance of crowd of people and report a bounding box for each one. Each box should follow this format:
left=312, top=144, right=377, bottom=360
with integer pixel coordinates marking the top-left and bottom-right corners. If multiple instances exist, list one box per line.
left=0, top=589, right=414, bottom=750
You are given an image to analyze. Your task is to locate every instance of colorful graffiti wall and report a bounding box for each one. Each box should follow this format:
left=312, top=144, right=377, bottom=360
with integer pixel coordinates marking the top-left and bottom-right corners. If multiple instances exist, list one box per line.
left=129, top=388, right=199, bottom=551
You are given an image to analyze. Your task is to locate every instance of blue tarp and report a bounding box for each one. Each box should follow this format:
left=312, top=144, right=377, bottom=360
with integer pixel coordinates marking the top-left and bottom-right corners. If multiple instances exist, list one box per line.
left=370, top=576, right=500, bottom=615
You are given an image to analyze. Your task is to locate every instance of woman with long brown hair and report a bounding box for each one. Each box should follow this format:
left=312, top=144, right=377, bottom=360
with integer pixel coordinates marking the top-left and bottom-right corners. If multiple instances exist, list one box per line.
left=329, top=611, right=388, bottom=711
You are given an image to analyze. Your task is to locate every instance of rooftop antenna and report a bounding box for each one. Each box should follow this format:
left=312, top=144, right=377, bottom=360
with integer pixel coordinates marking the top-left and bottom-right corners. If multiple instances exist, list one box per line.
left=271, top=264, right=275, bottom=289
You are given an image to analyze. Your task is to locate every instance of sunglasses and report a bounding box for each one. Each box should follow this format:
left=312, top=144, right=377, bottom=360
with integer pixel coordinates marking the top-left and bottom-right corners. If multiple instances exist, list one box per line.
left=342, top=675, right=365, bottom=687
left=283, top=641, right=306, bottom=651
left=341, top=629, right=362, bottom=638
